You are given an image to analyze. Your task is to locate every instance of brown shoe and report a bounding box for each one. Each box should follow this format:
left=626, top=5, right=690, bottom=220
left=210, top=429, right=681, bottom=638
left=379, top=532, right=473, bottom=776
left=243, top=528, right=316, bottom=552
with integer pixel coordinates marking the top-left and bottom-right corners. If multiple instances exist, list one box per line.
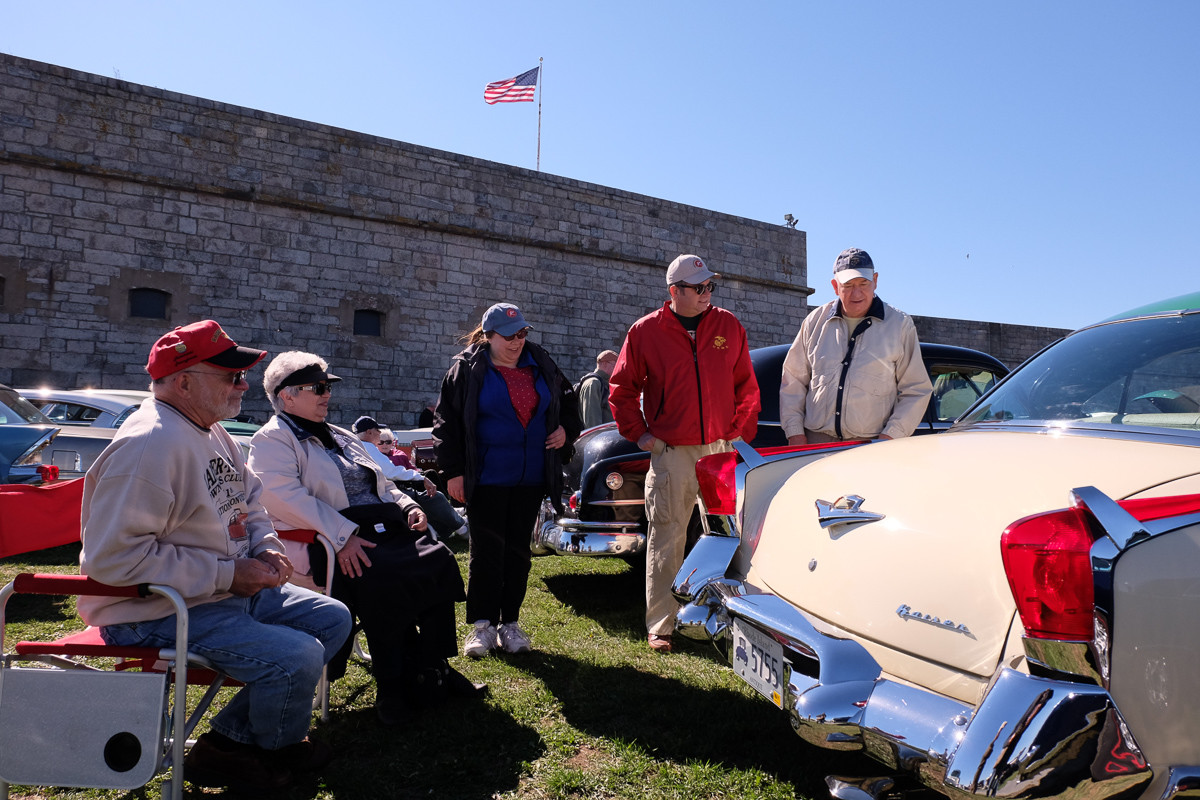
left=648, top=634, right=673, bottom=653
left=184, top=732, right=293, bottom=792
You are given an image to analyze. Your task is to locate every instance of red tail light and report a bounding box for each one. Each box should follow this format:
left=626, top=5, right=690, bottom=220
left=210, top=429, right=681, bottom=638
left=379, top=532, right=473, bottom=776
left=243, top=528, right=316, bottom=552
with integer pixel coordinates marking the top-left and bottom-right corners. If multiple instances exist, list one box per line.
left=1001, top=507, right=1098, bottom=640
left=695, top=441, right=864, bottom=517
left=1002, top=492, right=1200, bottom=640
left=696, top=451, right=738, bottom=514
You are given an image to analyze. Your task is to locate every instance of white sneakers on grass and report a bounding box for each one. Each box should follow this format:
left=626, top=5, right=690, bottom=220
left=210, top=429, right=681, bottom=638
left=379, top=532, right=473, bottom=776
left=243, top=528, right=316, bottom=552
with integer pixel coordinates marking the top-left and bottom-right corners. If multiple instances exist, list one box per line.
left=463, top=621, right=498, bottom=659
left=463, top=619, right=532, bottom=657
left=498, top=622, right=532, bottom=654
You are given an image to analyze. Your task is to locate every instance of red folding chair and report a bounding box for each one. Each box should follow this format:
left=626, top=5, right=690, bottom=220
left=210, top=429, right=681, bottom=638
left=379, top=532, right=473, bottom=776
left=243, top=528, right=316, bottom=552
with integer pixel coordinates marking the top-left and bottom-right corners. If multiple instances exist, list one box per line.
left=275, top=528, right=337, bottom=721
left=0, top=573, right=237, bottom=800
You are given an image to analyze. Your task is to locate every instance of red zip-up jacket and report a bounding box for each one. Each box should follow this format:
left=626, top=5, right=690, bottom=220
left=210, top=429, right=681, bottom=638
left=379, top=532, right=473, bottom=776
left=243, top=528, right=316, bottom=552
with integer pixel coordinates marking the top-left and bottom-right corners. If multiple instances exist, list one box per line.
left=609, top=302, right=760, bottom=447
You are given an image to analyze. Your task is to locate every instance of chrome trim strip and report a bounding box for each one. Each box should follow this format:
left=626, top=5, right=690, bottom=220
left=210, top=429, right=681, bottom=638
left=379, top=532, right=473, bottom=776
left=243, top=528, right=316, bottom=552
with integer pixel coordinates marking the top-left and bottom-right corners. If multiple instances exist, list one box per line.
left=951, top=421, right=1200, bottom=446
left=1161, top=767, right=1200, bottom=800
left=1072, top=485, right=1150, bottom=550
left=531, top=518, right=645, bottom=557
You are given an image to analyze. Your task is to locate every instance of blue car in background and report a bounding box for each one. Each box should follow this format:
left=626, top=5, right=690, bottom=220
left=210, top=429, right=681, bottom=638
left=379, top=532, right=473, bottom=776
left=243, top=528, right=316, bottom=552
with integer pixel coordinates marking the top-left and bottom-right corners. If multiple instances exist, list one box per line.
left=0, top=385, right=116, bottom=484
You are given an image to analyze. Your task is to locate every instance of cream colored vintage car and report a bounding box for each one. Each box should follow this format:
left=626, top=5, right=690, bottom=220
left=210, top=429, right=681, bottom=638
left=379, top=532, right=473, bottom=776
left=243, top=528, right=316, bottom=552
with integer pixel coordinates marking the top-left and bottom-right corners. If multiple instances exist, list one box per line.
left=674, top=293, right=1200, bottom=800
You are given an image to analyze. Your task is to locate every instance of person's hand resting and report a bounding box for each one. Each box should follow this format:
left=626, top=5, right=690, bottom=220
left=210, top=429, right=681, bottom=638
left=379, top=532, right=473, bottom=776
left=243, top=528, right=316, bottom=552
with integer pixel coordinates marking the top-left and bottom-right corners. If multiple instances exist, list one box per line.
left=545, top=425, right=566, bottom=449
left=336, top=534, right=377, bottom=579
left=256, top=549, right=294, bottom=587
left=230, top=557, right=283, bottom=596
left=447, top=475, right=465, bottom=504
left=408, top=506, right=428, bottom=531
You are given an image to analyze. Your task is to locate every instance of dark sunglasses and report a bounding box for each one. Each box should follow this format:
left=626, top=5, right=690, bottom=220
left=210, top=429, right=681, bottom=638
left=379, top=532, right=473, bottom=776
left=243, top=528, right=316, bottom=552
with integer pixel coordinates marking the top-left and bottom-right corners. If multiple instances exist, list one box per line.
left=497, top=328, right=530, bottom=342
left=378, top=439, right=394, bottom=445
left=189, top=369, right=248, bottom=385
left=675, top=282, right=717, bottom=295
left=296, top=381, right=333, bottom=396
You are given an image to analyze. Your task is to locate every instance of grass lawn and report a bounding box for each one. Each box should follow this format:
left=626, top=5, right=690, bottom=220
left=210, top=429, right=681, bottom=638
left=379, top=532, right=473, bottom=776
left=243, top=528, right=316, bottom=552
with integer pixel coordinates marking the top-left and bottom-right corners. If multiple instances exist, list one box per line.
left=0, top=541, right=878, bottom=799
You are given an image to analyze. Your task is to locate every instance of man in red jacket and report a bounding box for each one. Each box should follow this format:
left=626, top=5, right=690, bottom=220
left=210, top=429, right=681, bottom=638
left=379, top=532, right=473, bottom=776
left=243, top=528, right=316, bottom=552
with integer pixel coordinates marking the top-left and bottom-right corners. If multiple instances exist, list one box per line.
left=609, top=254, right=760, bottom=653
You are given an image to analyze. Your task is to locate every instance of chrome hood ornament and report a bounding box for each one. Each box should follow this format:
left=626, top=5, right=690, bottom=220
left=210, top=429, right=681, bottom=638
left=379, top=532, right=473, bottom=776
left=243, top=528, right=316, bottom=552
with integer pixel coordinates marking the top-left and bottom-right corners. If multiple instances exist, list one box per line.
left=815, top=494, right=885, bottom=530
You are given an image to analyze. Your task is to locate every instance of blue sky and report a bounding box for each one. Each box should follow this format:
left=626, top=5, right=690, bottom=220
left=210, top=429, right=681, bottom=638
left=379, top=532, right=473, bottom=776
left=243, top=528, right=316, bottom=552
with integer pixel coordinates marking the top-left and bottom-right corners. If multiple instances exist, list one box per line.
left=5, top=1, right=1198, bottom=330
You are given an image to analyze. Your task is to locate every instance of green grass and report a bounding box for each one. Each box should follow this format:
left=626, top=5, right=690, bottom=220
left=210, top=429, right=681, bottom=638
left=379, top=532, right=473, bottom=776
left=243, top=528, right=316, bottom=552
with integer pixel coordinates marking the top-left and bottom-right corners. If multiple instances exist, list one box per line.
left=1, top=543, right=879, bottom=799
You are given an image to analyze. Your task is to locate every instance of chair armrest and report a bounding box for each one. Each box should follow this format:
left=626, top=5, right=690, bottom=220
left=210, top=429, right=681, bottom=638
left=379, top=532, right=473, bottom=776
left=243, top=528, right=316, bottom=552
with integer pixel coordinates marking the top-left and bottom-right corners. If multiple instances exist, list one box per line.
left=275, top=530, right=335, bottom=591
left=13, top=573, right=150, bottom=598
left=276, top=528, right=319, bottom=544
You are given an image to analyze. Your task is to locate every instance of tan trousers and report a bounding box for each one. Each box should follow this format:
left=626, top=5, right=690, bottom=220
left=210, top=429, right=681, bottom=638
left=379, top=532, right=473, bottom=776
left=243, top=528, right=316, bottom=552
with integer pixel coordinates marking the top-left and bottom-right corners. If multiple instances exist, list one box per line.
left=644, top=438, right=730, bottom=636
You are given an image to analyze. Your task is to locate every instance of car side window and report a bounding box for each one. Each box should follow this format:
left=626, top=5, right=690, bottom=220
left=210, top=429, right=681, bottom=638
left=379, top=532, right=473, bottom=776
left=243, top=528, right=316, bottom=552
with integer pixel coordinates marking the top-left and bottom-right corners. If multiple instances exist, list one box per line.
left=42, top=402, right=101, bottom=424
left=930, top=367, right=998, bottom=422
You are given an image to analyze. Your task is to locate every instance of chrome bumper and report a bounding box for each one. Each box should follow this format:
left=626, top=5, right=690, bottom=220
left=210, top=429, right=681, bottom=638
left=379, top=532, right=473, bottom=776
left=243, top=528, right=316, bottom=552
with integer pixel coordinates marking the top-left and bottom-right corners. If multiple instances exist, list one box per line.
left=673, top=534, right=1154, bottom=800
left=531, top=516, right=646, bottom=557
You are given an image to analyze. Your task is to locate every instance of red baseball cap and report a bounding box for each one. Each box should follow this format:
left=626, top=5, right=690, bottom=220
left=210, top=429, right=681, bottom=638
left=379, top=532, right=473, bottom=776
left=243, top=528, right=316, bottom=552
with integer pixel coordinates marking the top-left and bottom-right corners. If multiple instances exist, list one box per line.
left=146, top=320, right=267, bottom=380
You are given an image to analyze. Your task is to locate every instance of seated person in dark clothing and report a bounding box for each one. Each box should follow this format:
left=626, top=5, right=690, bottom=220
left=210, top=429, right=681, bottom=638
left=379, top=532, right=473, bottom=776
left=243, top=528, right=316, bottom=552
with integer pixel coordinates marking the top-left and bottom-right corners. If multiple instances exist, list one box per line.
left=247, top=351, right=485, bottom=726
left=356, top=418, right=468, bottom=540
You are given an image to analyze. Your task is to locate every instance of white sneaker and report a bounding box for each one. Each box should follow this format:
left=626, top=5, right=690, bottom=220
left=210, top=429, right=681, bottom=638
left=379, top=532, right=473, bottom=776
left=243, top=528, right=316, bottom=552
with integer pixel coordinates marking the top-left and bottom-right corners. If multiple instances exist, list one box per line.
left=463, top=620, right=499, bottom=659
left=451, top=522, right=469, bottom=539
left=498, top=622, right=532, bottom=654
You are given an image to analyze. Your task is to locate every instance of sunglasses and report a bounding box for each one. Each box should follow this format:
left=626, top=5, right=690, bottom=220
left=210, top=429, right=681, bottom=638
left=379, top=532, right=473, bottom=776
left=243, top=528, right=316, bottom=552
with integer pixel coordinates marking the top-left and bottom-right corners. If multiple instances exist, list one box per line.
left=188, top=369, right=248, bottom=385
left=675, top=282, right=717, bottom=295
left=378, top=439, right=394, bottom=445
left=496, top=328, right=530, bottom=342
left=296, top=382, right=333, bottom=396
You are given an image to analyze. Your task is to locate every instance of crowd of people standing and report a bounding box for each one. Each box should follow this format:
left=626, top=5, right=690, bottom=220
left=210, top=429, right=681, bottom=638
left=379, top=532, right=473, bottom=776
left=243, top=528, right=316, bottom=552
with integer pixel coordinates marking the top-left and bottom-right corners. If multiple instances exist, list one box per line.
left=73, top=247, right=929, bottom=791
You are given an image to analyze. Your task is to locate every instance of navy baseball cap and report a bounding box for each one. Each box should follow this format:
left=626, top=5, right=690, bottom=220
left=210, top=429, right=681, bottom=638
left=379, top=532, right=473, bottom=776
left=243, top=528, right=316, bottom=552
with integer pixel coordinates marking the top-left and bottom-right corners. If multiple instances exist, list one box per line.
left=833, top=248, right=876, bottom=284
left=481, top=303, right=532, bottom=337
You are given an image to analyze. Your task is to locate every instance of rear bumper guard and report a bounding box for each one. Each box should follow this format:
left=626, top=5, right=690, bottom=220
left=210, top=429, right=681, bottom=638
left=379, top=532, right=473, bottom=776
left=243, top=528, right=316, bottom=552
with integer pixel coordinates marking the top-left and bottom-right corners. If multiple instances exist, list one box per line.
left=532, top=516, right=645, bottom=557
left=672, top=534, right=1153, bottom=800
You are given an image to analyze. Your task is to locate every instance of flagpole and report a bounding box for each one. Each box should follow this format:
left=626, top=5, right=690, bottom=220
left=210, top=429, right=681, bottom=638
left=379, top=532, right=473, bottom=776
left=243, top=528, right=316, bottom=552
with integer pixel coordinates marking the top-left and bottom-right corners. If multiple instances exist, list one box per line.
left=536, top=57, right=543, bottom=171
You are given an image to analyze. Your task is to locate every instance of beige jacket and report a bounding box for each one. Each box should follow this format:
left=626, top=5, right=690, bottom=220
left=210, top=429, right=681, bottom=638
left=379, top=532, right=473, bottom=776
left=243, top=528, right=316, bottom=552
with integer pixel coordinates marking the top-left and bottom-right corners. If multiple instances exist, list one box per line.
left=780, top=297, right=932, bottom=441
left=247, top=414, right=419, bottom=577
left=79, top=399, right=284, bottom=626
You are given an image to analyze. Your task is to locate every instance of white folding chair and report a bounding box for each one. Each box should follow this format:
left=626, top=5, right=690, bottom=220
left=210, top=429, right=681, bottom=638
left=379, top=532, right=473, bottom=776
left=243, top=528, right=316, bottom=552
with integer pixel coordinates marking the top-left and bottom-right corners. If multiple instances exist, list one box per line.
left=0, top=573, right=236, bottom=800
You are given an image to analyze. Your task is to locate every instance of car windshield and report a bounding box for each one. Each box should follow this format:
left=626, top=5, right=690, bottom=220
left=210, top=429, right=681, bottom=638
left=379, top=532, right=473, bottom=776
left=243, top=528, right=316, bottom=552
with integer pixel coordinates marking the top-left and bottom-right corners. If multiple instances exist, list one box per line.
left=0, top=386, right=55, bottom=425
left=960, top=311, right=1200, bottom=432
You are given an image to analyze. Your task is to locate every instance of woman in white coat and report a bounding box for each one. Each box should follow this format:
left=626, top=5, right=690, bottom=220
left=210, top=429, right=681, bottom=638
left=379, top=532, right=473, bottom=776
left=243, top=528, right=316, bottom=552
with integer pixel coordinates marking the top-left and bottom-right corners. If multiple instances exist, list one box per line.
left=247, top=351, right=484, bottom=726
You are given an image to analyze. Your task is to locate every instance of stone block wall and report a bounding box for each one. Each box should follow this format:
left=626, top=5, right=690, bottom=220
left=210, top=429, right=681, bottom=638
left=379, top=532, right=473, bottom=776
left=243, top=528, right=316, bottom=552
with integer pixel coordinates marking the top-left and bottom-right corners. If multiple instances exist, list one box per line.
left=912, top=316, right=1067, bottom=371
left=0, top=53, right=810, bottom=426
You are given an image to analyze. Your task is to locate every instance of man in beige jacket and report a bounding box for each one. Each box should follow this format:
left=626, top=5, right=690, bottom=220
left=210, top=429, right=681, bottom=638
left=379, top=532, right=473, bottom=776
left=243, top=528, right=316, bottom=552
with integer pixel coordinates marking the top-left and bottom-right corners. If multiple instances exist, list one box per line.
left=780, top=248, right=932, bottom=443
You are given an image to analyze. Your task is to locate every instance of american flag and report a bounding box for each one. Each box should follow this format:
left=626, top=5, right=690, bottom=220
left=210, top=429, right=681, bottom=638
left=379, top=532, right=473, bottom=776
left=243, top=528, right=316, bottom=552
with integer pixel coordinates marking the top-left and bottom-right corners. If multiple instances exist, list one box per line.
left=484, top=67, right=539, bottom=104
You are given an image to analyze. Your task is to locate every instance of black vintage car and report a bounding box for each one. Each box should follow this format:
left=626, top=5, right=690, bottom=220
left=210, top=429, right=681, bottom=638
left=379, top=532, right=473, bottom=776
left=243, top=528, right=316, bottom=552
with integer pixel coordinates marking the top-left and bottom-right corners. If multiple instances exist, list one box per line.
left=531, top=342, right=1011, bottom=557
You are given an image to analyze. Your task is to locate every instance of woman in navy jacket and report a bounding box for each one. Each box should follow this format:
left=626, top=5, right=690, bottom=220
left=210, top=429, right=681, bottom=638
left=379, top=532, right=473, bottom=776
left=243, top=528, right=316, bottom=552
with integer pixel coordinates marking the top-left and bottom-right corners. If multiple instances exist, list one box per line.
left=433, top=303, right=581, bottom=659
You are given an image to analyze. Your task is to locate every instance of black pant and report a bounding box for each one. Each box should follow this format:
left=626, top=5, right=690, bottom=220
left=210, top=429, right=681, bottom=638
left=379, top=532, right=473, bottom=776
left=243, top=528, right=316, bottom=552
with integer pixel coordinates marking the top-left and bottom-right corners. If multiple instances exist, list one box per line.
left=314, top=504, right=464, bottom=704
left=465, top=484, right=543, bottom=626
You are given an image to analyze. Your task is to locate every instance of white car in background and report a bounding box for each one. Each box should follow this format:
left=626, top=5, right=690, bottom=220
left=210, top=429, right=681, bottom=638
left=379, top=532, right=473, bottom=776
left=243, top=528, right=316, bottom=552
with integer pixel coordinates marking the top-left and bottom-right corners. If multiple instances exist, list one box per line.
left=18, top=388, right=151, bottom=429
left=674, top=292, right=1200, bottom=800
left=17, top=388, right=257, bottom=458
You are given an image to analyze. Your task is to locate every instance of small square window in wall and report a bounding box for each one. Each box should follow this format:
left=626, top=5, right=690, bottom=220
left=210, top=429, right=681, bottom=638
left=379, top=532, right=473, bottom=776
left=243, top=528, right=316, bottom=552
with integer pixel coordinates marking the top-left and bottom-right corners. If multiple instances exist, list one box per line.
left=354, top=309, right=383, bottom=337
left=130, top=288, right=170, bottom=319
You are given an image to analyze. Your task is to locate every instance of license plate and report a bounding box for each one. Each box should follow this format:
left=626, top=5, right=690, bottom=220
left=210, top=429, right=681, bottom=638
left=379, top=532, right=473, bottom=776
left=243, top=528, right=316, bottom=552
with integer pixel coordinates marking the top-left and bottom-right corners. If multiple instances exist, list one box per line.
left=731, top=619, right=784, bottom=708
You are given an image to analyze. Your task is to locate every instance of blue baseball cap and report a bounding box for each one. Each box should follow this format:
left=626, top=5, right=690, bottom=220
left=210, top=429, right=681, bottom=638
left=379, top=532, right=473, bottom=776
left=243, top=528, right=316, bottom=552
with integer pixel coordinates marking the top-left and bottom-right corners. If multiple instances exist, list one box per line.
left=481, top=303, right=533, bottom=337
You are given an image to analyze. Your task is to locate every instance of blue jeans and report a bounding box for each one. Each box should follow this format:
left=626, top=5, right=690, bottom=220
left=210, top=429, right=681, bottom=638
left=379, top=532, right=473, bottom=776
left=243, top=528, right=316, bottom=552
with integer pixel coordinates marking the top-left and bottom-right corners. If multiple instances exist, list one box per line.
left=100, top=584, right=351, bottom=750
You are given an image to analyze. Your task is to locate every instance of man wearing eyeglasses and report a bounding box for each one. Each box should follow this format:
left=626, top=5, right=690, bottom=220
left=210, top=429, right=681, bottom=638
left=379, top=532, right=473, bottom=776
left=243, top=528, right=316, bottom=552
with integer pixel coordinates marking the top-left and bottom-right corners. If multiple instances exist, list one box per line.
left=609, top=254, right=760, bottom=653
left=77, top=320, right=352, bottom=792
left=779, top=248, right=932, bottom=445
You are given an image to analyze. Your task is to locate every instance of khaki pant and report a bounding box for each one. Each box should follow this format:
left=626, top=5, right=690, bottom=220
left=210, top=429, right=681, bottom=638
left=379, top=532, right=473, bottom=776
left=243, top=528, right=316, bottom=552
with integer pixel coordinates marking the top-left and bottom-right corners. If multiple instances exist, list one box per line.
left=644, top=438, right=730, bottom=636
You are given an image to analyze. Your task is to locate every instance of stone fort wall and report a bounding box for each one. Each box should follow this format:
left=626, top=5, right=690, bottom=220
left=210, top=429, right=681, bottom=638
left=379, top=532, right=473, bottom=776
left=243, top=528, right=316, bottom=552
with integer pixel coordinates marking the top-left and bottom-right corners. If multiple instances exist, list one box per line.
left=0, top=53, right=1064, bottom=427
